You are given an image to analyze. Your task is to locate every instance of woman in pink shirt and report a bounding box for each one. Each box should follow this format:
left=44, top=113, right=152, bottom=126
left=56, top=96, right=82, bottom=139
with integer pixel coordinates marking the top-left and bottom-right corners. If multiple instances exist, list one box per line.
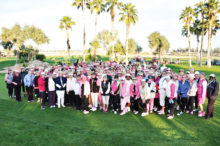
left=38, top=72, right=46, bottom=109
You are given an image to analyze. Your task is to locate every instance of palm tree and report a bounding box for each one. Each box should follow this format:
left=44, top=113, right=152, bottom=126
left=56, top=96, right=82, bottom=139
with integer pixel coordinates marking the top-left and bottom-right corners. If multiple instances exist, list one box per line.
left=105, top=0, right=122, bottom=60
left=59, top=16, right=76, bottom=63
left=191, top=19, right=202, bottom=65
left=88, top=0, right=105, bottom=36
left=72, top=0, right=89, bottom=62
left=195, top=1, right=207, bottom=67
left=180, top=6, right=196, bottom=67
left=204, top=0, right=219, bottom=68
left=119, top=3, right=138, bottom=65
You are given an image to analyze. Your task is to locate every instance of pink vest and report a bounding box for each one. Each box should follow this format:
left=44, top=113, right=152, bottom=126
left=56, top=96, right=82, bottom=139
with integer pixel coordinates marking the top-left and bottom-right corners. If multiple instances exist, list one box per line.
left=197, top=79, right=207, bottom=98
left=120, top=82, right=130, bottom=98
left=111, top=81, right=119, bottom=95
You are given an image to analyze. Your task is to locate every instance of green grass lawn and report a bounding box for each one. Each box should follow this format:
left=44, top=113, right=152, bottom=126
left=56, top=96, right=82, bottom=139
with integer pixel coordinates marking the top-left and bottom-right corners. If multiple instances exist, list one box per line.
left=0, top=58, right=220, bottom=145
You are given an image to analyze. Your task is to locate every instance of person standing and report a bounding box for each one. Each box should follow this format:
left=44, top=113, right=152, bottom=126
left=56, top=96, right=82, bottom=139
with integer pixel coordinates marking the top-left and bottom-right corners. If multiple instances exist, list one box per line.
left=12, top=70, right=22, bottom=102
left=158, top=72, right=167, bottom=115
left=100, top=75, right=111, bottom=112
left=73, top=75, right=81, bottom=110
left=165, top=76, right=176, bottom=119
left=130, top=77, right=139, bottom=115
left=24, top=70, right=35, bottom=102
left=139, top=79, right=151, bottom=117
left=177, top=75, right=190, bottom=116
left=80, top=75, right=90, bottom=114
left=66, top=73, right=76, bottom=108
left=46, top=73, right=56, bottom=108
left=147, top=76, right=156, bottom=113
left=197, top=73, right=208, bottom=117
left=120, top=77, right=130, bottom=115
left=5, top=69, right=13, bottom=98
left=38, top=72, right=46, bottom=109
left=20, top=67, right=27, bottom=96
left=206, top=74, right=219, bottom=119
left=111, top=75, right=120, bottom=114
left=187, top=74, right=198, bottom=115
left=34, top=72, right=40, bottom=102
left=90, top=73, right=100, bottom=111
left=55, top=72, right=67, bottom=108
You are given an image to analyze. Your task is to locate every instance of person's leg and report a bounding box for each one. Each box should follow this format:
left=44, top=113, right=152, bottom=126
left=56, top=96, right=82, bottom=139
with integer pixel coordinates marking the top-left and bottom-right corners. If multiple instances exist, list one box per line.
left=9, top=84, right=13, bottom=97
left=159, top=91, right=166, bottom=113
left=56, top=91, right=61, bottom=108
left=61, top=90, right=65, bottom=107
left=169, top=98, right=176, bottom=117
left=14, top=86, right=18, bottom=100
left=91, top=93, right=95, bottom=107
left=29, top=86, right=34, bottom=101
left=41, top=92, right=46, bottom=108
left=149, top=98, right=154, bottom=113
left=180, top=98, right=185, bottom=112
left=94, top=93, right=98, bottom=108
left=195, top=93, right=198, bottom=110
left=190, top=96, right=195, bottom=112
left=105, top=95, right=110, bottom=110
left=69, top=91, right=74, bottom=107
left=206, top=98, right=216, bottom=118
left=84, top=96, right=89, bottom=111
left=165, top=97, right=169, bottom=114
left=48, top=91, right=52, bottom=106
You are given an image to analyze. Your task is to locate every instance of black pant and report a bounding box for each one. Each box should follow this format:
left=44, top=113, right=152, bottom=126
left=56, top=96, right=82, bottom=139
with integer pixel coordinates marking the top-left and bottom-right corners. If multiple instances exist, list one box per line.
left=68, top=91, right=75, bottom=106
left=168, top=98, right=176, bottom=116
left=142, top=99, right=150, bottom=111
left=27, top=86, right=34, bottom=101
left=14, top=86, right=21, bottom=101
left=34, top=89, right=40, bottom=98
left=7, top=83, right=13, bottom=97
left=206, top=97, right=217, bottom=118
left=48, top=91, right=56, bottom=106
left=21, top=82, right=25, bottom=92
left=81, top=95, right=89, bottom=111
left=40, top=91, right=46, bottom=107
left=74, top=95, right=81, bottom=110
left=187, top=96, right=195, bottom=112
left=112, top=94, right=120, bottom=111
left=180, top=98, right=188, bottom=112
left=133, top=98, right=140, bottom=111
left=195, top=93, right=198, bottom=109
left=154, top=98, right=160, bottom=110
left=177, top=95, right=181, bottom=107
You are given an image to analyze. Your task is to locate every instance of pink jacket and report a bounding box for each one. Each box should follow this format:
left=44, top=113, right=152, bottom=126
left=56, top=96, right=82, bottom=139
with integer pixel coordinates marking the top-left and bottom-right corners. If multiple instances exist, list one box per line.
left=135, top=80, right=142, bottom=98
left=111, top=81, right=120, bottom=95
left=120, top=82, right=130, bottom=98
left=130, top=83, right=138, bottom=98
left=79, top=81, right=90, bottom=97
left=38, top=77, right=45, bottom=92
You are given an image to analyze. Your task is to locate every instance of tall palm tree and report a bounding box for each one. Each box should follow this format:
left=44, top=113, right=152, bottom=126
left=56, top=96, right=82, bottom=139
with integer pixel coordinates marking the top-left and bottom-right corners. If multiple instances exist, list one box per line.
left=119, top=3, right=138, bottom=65
left=180, top=6, right=196, bottom=67
left=195, top=1, right=208, bottom=67
left=88, top=0, right=105, bottom=36
left=204, top=0, right=219, bottom=68
left=72, top=0, right=89, bottom=62
left=59, top=16, right=76, bottom=63
left=191, top=19, right=202, bottom=65
left=105, top=0, right=122, bottom=60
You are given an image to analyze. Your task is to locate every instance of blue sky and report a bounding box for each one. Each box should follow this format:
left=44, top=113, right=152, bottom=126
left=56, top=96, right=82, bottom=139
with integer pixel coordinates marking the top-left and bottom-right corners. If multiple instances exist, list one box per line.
left=0, top=0, right=219, bottom=52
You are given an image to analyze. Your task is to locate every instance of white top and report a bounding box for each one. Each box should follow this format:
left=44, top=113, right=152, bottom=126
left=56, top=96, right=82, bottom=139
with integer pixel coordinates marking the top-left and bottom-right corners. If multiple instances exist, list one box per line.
left=66, top=78, right=76, bottom=92
left=73, top=81, right=80, bottom=95
left=48, top=78, right=55, bottom=91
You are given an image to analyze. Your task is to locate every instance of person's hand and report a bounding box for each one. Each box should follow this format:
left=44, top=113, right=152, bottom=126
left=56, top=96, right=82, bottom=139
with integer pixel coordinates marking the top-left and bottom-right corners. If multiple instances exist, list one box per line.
left=169, top=99, right=174, bottom=104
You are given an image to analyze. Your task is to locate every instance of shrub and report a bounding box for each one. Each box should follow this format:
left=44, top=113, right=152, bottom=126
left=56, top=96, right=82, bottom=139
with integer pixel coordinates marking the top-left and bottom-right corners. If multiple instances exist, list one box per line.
left=36, top=54, right=46, bottom=61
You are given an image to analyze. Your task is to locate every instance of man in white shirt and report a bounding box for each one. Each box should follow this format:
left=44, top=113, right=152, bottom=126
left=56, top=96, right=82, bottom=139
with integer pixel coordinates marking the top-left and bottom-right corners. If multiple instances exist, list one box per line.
left=73, top=75, right=81, bottom=110
left=66, top=73, right=76, bottom=107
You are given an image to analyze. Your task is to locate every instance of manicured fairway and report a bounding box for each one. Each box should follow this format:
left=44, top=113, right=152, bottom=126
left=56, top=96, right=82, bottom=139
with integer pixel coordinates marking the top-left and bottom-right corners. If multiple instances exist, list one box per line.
left=0, top=58, right=220, bottom=146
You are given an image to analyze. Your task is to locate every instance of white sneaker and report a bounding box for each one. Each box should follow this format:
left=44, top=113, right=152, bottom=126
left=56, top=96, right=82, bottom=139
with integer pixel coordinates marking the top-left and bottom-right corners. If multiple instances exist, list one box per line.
left=141, top=112, right=149, bottom=117
left=158, top=111, right=165, bottom=115
left=168, top=110, right=170, bottom=114
left=127, top=107, right=131, bottom=112
left=120, top=111, right=126, bottom=115
left=62, top=105, right=66, bottom=108
left=88, top=104, right=92, bottom=108
left=177, top=112, right=183, bottom=116
left=154, top=107, right=157, bottom=112
left=83, top=110, right=89, bottom=114
left=50, top=106, right=53, bottom=108
left=167, top=116, right=174, bottom=119
left=134, top=111, right=139, bottom=115
left=114, top=111, right=117, bottom=114
left=176, top=106, right=180, bottom=110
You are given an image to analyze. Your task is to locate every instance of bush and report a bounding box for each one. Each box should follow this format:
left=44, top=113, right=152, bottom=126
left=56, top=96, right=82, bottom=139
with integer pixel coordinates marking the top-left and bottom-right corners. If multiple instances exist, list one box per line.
left=36, top=54, right=46, bottom=61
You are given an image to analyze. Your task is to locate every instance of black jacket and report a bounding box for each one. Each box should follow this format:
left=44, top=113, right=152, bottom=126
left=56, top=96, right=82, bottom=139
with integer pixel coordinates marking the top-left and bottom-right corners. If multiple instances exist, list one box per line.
left=55, top=77, right=67, bottom=90
left=207, top=80, right=219, bottom=99
left=90, top=78, right=99, bottom=93
left=13, top=75, right=22, bottom=87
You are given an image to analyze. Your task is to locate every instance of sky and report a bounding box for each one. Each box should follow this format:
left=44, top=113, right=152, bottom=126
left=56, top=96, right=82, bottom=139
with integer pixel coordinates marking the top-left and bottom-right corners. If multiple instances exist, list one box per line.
left=0, top=0, right=219, bottom=52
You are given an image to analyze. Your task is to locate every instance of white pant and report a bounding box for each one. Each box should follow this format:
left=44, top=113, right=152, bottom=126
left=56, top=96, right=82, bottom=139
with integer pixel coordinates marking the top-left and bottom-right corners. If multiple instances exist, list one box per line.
left=159, top=90, right=166, bottom=106
left=91, top=92, right=99, bottom=107
left=56, top=90, right=65, bottom=108
left=102, top=95, right=109, bottom=105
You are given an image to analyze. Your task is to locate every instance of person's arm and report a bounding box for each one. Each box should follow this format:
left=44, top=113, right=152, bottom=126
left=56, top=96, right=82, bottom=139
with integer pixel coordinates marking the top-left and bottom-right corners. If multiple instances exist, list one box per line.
left=170, top=83, right=175, bottom=100
left=212, top=82, right=219, bottom=97
left=202, top=81, right=207, bottom=98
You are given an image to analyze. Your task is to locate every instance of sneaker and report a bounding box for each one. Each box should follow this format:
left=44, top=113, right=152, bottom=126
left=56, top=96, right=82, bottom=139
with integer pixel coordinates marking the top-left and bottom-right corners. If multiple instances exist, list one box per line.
left=153, top=107, right=157, bottom=112
left=150, top=111, right=153, bottom=114
left=167, top=116, right=174, bottom=119
left=158, top=111, right=165, bottom=115
left=186, top=110, right=189, bottom=114
left=83, top=110, right=89, bottom=114
left=114, top=111, right=117, bottom=114
left=127, top=107, right=131, bottom=112
left=88, top=104, right=92, bottom=108
left=177, top=112, right=183, bottom=116
left=141, top=112, right=149, bottom=117
left=193, top=109, right=198, bottom=112
left=93, top=107, right=97, bottom=111
left=120, top=111, right=126, bottom=116
left=41, top=106, right=45, bottom=110
left=62, top=105, right=66, bottom=108
left=134, top=111, right=139, bottom=115
left=190, top=111, right=193, bottom=115
left=50, top=106, right=53, bottom=109
left=168, top=110, right=170, bottom=114
left=198, top=112, right=205, bottom=117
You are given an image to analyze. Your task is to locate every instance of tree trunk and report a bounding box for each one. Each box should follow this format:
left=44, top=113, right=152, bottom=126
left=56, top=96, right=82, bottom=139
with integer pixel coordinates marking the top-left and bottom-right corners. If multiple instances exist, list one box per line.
left=200, top=16, right=205, bottom=67
left=125, top=24, right=130, bottom=65
left=16, top=50, right=19, bottom=65
left=95, top=11, right=98, bottom=37
left=207, top=18, right=213, bottom=68
left=111, top=8, right=115, bottom=61
left=83, top=1, right=86, bottom=62
left=196, top=35, right=200, bottom=65
left=187, top=21, right=192, bottom=67
left=66, top=30, right=71, bottom=63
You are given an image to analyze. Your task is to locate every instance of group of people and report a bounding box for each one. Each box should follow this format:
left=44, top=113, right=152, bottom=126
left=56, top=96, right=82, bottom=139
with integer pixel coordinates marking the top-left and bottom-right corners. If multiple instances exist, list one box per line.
left=5, top=60, right=219, bottom=119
